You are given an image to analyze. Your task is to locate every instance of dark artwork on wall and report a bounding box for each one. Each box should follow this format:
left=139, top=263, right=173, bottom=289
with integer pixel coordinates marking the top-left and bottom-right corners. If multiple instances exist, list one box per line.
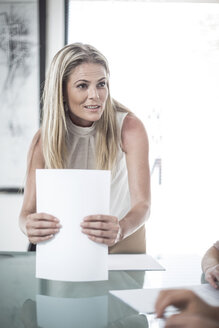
left=0, top=0, right=45, bottom=193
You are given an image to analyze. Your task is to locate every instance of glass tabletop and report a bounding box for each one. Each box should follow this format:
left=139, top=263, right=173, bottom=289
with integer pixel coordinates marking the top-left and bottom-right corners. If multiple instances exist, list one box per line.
left=0, top=252, right=202, bottom=328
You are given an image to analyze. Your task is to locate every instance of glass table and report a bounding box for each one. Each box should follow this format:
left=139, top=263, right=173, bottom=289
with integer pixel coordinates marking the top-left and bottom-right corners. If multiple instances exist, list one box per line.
left=0, top=252, right=202, bottom=328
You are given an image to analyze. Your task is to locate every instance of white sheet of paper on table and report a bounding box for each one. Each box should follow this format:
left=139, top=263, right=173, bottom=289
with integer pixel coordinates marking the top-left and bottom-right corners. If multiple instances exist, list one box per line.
left=108, top=254, right=165, bottom=271
left=36, top=169, right=110, bottom=282
left=37, top=294, right=108, bottom=328
left=110, top=284, right=219, bottom=314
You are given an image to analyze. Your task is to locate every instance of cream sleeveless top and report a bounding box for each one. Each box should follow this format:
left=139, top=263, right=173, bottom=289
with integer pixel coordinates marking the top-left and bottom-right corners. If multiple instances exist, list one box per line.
left=65, top=111, right=146, bottom=254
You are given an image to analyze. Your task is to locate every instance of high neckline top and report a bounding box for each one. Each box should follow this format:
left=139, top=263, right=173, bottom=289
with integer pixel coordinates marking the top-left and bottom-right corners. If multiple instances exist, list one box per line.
left=65, top=110, right=146, bottom=254
left=66, top=113, right=96, bottom=137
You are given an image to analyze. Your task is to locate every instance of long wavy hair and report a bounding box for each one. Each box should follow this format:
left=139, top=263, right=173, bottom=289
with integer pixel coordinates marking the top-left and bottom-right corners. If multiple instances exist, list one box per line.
left=41, top=43, right=129, bottom=170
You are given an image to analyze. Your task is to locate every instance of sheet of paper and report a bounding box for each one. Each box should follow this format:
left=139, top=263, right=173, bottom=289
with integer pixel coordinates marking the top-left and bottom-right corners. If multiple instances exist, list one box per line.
left=110, top=288, right=161, bottom=314
left=36, top=169, right=110, bottom=282
left=37, top=294, right=107, bottom=328
left=110, top=284, right=219, bottom=314
left=108, top=254, right=165, bottom=271
left=190, top=284, right=219, bottom=306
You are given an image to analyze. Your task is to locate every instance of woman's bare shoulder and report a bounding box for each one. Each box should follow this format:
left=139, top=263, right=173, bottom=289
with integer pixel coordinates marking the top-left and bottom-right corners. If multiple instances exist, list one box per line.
left=122, top=113, right=145, bottom=130
left=121, top=114, right=148, bottom=152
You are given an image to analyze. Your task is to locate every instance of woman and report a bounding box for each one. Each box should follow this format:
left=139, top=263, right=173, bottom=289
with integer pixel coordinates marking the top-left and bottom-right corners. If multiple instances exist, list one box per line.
left=19, top=43, right=151, bottom=254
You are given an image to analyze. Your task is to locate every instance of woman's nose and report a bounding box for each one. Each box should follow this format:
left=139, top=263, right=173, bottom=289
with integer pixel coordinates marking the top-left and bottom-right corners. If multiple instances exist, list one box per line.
left=88, top=86, right=99, bottom=100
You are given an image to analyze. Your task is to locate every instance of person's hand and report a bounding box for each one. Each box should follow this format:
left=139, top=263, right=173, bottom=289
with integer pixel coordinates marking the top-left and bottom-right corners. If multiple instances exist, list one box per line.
left=80, top=215, right=121, bottom=246
left=164, top=314, right=219, bottom=328
left=155, top=289, right=214, bottom=319
left=26, top=213, right=61, bottom=244
left=205, top=265, right=219, bottom=289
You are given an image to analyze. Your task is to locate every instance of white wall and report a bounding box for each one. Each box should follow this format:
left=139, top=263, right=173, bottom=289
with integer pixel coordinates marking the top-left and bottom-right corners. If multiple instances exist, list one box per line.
left=46, top=0, right=65, bottom=69
left=0, top=0, right=65, bottom=251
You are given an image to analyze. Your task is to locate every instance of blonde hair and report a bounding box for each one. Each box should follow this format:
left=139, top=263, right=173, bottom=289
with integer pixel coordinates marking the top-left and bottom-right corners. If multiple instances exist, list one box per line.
left=41, top=43, right=129, bottom=170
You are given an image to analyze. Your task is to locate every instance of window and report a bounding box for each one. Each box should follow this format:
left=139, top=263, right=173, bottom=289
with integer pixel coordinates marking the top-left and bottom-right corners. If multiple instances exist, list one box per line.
left=67, top=0, right=219, bottom=256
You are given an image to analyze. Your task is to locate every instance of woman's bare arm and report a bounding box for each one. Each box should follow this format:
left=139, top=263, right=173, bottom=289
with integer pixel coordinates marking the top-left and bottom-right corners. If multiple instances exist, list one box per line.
left=19, top=130, right=61, bottom=244
left=118, top=113, right=151, bottom=239
left=81, top=113, right=151, bottom=246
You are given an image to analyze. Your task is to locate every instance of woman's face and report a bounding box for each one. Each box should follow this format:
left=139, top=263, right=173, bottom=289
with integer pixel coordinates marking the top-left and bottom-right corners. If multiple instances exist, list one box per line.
left=65, top=62, right=109, bottom=127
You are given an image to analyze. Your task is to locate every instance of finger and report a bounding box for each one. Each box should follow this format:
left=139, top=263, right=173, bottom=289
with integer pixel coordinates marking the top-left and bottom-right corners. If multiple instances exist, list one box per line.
left=206, top=275, right=219, bottom=289
left=88, top=235, right=115, bottom=246
left=165, top=314, right=213, bottom=328
left=81, top=220, right=117, bottom=231
left=83, top=215, right=117, bottom=223
left=165, top=313, right=187, bottom=327
left=155, top=290, right=179, bottom=318
left=165, top=313, right=201, bottom=327
left=155, top=290, right=175, bottom=318
left=26, top=220, right=61, bottom=238
left=212, top=269, right=219, bottom=285
left=29, top=228, right=60, bottom=238
left=28, top=212, right=60, bottom=222
left=81, top=228, right=117, bottom=239
left=31, top=220, right=62, bottom=229
left=29, top=234, right=54, bottom=244
left=81, top=221, right=108, bottom=229
left=155, top=290, right=193, bottom=318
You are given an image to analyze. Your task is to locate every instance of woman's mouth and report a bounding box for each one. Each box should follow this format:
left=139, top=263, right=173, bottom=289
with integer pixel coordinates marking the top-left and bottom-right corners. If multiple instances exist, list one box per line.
left=84, top=105, right=101, bottom=112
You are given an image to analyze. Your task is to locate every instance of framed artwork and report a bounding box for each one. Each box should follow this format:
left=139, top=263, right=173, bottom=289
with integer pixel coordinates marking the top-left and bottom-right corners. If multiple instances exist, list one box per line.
left=0, top=0, right=45, bottom=193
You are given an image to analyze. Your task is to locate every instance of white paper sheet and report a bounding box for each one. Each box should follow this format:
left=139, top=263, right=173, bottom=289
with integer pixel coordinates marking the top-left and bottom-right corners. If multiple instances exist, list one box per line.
left=110, top=284, right=219, bottom=314
left=36, top=169, right=110, bottom=282
left=37, top=294, right=107, bottom=328
left=108, top=254, right=165, bottom=271
left=110, top=288, right=161, bottom=314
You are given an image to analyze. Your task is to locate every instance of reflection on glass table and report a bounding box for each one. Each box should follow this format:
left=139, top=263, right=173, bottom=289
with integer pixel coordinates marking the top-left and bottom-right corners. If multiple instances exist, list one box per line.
left=0, top=252, right=203, bottom=328
left=36, top=271, right=147, bottom=328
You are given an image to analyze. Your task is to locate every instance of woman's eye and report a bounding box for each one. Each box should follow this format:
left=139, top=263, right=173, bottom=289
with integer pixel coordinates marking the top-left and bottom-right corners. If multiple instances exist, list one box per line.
left=77, top=83, right=87, bottom=89
left=97, top=81, right=106, bottom=88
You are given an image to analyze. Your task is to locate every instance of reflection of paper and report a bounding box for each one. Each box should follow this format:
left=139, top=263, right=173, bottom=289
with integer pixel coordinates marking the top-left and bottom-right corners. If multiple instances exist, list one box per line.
left=37, top=294, right=107, bottom=328
left=36, top=169, right=110, bottom=282
left=108, top=254, right=165, bottom=271
left=110, top=284, right=219, bottom=314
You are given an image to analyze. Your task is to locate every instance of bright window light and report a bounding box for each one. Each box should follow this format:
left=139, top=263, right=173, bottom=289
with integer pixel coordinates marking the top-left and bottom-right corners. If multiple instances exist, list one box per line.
left=68, top=1, right=219, bottom=256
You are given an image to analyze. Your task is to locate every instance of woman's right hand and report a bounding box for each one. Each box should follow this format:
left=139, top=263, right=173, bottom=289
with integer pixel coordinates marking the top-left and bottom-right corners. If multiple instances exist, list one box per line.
left=25, top=213, right=61, bottom=244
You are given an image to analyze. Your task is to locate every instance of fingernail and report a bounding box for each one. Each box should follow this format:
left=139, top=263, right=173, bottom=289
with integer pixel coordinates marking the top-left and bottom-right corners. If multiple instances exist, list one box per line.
left=56, top=223, right=62, bottom=228
left=54, top=218, right=59, bottom=222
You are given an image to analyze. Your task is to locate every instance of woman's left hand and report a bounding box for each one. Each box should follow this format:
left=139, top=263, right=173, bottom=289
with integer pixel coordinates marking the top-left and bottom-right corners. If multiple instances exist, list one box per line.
left=80, top=215, right=121, bottom=246
left=205, top=264, right=219, bottom=289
